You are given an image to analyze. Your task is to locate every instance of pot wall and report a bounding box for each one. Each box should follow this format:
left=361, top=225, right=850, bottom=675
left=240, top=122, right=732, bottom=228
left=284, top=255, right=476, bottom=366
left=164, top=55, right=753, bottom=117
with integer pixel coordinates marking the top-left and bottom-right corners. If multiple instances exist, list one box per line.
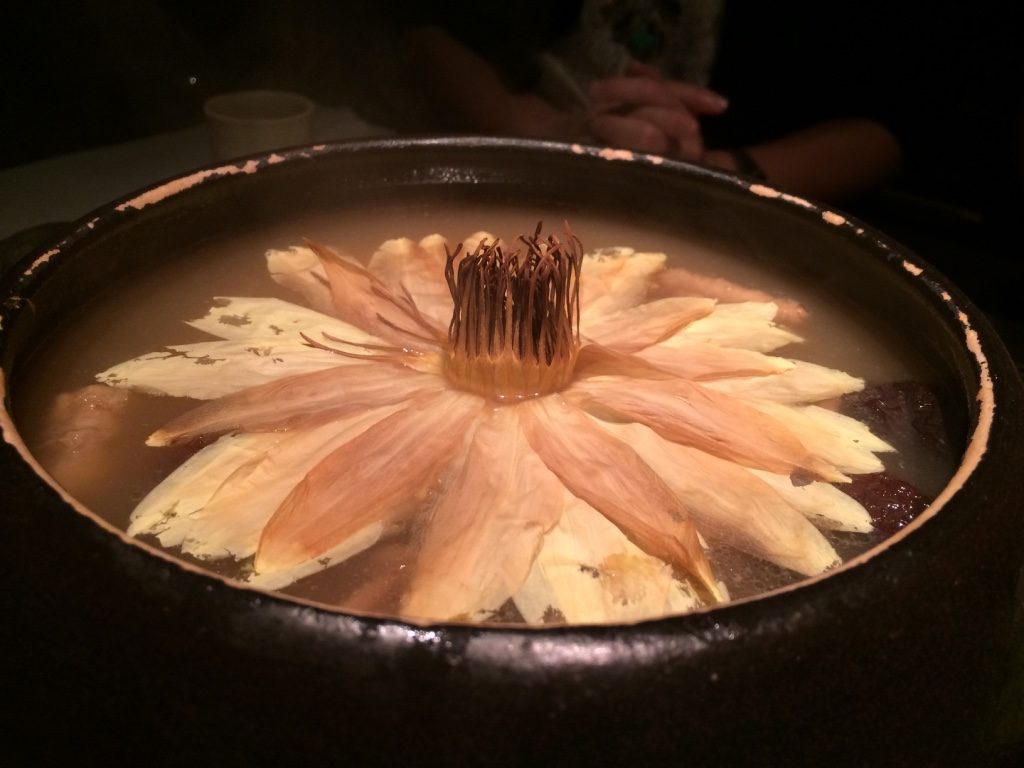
left=2, top=139, right=1022, bottom=766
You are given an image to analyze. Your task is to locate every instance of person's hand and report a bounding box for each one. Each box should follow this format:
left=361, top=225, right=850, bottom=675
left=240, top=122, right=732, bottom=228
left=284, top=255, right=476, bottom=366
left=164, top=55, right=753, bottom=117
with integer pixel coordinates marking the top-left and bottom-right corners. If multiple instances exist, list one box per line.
left=585, top=61, right=728, bottom=159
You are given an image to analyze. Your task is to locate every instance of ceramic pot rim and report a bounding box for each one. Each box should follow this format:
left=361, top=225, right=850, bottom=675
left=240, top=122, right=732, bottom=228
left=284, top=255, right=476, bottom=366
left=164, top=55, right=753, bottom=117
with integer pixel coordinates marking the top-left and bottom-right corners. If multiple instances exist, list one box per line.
left=0, top=135, right=1009, bottom=633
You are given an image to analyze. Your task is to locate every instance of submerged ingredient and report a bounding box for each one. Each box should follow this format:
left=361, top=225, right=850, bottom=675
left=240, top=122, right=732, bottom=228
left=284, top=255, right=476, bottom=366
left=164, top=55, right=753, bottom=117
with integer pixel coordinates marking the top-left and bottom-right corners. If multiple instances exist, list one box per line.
left=61, top=224, right=904, bottom=625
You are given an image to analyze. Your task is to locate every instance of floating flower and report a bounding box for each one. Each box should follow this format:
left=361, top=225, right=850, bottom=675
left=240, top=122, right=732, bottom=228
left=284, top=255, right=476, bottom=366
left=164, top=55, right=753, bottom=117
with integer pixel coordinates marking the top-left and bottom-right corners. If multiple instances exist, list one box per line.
left=98, top=225, right=891, bottom=625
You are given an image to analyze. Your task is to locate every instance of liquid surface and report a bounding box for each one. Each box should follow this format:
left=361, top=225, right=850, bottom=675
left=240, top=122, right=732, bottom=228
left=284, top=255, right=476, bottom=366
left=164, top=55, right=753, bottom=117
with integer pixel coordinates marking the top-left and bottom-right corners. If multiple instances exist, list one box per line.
left=13, top=202, right=959, bottom=623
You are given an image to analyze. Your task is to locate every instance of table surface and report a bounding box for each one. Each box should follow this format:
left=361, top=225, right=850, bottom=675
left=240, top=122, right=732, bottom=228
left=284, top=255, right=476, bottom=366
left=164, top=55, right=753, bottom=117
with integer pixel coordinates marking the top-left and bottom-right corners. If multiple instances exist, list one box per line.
left=0, top=106, right=388, bottom=243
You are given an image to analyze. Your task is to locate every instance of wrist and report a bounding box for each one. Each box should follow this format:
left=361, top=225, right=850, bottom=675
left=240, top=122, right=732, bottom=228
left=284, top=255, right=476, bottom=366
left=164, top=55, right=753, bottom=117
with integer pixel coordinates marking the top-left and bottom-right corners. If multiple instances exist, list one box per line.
left=727, top=147, right=767, bottom=180
left=494, top=94, right=583, bottom=141
left=702, top=147, right=767, bottom=181
left=701, top=148, right=737, bottom=172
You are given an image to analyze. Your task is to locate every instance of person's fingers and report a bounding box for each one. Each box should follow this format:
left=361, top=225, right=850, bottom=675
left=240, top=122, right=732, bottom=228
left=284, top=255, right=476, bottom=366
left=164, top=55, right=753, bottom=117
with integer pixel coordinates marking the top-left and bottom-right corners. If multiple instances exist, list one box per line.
left=590, top=75, right=728, bottom=116
left=674, top=133, right=705, bottom=162
left=666, top=81, right=729, bottom=114
left=587, top=107, right=705, bottom=159
left=589, top=76, right=681, bottom=109
left=626, top=105, right=701, bottom=145
left=589, top=75, right=724, bottom=117
left=587, top=113, right=671, bottom=155
left=624, top=59, right=663, bottom=80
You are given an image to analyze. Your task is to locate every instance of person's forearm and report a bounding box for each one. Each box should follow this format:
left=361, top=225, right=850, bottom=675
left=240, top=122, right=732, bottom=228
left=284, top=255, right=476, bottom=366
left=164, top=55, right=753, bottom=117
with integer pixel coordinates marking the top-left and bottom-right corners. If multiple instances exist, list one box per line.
left=405, top=25, right=580, bottom=139
left=705, top=118, right=902, bottom=202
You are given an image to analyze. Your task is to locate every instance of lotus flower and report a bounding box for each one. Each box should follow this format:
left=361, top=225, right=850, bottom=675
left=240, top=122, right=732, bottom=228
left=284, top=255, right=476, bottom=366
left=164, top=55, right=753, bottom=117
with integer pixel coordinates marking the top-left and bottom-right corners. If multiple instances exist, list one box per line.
left=97, top=225, right=891, bottom=625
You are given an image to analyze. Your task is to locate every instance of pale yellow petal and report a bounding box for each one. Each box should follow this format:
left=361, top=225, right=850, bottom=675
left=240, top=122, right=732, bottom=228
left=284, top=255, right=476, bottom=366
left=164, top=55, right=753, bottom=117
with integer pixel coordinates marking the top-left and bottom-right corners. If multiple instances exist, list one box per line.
left=148, top=363, right=444, bottom=446
left=314, top=241, right=405, bottom=340
left=520, top=396, right=721, bottom=599
left=185, top=408, right=400, bottom=561
left=574, top=341, right=793, bottom=383
left=604, top=420, right=840, bottom=575
left=97, top=297, right=387, bottom=400
left=654, top=266, right=808, bottom=326
left=581, top=297, right=716, bottom=352
left=128, top=431, right=281, bottom=545
left=401, top=406, right=563, bottom=623
left=635, top=339, right=794, bottom=380
left=130, top=406, right=401, bottom=561
left=255, top=392, right=481, bottom=573
left=367, top=236, right=452, bottom=327
left=568, top=375, right=845, bottom=482
left=248, top=522, right=385, bottom=591
left=186, top=296, right=372, bottom=344
left=98, top=339, right=338, bottom=400
left=514, top=496, right=702, bottom=625
left=579, top=247, right=666, bottom=322
left=309, top=240, right=445, bottom=346
left=748, top=401, right=892, bottom=476
left=675, top=302, right=803, bottom=353
left=265, top=246, right=335, bottom=315
left=461, top=230, right=499, bottom=251
left=702, top=360, right=864, bottom=403
left=747, top=469, right=874, bottom=533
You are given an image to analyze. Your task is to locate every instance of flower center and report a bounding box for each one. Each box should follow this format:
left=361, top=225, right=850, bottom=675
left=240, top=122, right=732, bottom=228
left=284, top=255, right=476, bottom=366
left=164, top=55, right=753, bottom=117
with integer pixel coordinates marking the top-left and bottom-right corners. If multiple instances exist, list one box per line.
left=443, top=225, right=582, bottom=400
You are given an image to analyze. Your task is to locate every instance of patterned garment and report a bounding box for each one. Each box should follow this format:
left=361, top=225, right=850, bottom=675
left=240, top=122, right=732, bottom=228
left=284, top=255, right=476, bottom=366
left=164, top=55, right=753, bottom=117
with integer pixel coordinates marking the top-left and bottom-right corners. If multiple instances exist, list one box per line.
left=542, top=0, right=725, bottom=103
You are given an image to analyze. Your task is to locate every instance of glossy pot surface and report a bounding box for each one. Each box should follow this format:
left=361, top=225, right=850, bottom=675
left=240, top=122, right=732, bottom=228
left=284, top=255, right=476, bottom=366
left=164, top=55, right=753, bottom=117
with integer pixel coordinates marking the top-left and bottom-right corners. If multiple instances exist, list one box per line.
left=2, top=138, right=1022, bottom=766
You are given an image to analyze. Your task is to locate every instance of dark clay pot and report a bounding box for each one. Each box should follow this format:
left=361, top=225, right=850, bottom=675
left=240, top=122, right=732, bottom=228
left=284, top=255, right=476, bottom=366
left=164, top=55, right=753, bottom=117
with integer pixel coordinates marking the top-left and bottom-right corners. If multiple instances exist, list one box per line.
left=2, top=138, right=1022, bottom=766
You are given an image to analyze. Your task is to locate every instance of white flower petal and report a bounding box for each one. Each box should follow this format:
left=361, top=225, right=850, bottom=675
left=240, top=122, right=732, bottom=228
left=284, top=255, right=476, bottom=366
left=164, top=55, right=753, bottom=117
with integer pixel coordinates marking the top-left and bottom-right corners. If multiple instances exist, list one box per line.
left=747, top=469, right=874, bottom=533
left=147, top=362, right=445, bottom=446
left=675, top=302, right=803, bottom=352
left=603, top=419, right=841, bottom=576
left=569, top=375, right=846, bottom=482
left=401, top=406, right=562, bottom=623
left=581, top=296, right=715, bottom=351
left=747, top=401, right=893, bottom=476
left=266, top=246, right=335, bottom=315
left=247, top=522, right=385, bottom=591
left=521, top=396, right=721, bottom=599
left=187, top=296, right=371, bottom=344
left=129, top=407, right=401, bottom=561
left=128, top=431, right=279, bottom=547
left=579, top=247, right=667, bottom=322
left=98, top=339, right=342, bottom=400
left=98, top=297, right=384, bottom=400
left=654, top=266, right=808, bottom=326
left=514, top=497, right=701, bottom=625
left=310, top=240, right=447, bottom=346
left=367, top=236, right=453, bottom=327
left=702, top=360, right=864, bottom=403
left=255, top=392, right=481, bottom=574
left=636, top=339, right=794, bottom=380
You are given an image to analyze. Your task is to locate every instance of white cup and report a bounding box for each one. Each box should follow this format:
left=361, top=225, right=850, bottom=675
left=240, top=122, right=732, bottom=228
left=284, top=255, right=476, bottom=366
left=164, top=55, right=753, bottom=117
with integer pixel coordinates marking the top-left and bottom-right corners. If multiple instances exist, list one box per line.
left=204, top=90, right=315, bottom=159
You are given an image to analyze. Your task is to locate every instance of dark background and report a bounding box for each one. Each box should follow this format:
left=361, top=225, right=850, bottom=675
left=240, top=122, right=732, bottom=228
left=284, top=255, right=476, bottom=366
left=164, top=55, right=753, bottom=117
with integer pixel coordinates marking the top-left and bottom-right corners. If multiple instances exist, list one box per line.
left=4, top=1, right=1022, bottom=338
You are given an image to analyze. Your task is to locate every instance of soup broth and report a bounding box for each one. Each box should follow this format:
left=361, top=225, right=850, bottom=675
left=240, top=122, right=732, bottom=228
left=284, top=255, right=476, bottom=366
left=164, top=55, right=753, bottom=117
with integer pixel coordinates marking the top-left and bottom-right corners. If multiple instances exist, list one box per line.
left=13, top=200, right=959, bottom=625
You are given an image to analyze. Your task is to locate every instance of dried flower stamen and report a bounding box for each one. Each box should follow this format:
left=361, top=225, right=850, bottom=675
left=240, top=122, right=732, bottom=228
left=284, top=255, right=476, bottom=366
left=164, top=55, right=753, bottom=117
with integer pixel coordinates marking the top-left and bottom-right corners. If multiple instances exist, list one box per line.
left=443, top=224, right=582, bottom=400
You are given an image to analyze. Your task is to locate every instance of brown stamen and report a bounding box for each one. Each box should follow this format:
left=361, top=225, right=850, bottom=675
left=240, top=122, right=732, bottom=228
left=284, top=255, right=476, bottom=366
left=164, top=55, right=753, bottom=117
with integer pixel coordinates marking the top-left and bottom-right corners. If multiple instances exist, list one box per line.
left=443, top=223, right=582, bottom=400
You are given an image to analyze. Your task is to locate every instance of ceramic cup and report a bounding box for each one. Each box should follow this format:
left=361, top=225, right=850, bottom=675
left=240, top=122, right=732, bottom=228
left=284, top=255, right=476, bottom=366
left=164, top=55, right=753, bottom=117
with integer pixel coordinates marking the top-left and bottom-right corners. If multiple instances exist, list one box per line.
left=204, top=90, right=315, bottom=160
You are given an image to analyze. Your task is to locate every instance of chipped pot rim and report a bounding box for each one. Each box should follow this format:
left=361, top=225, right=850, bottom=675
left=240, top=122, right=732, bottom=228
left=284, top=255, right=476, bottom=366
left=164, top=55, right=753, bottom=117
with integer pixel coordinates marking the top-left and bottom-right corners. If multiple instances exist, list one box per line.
left=0, top=135, right=1012, bottom=640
